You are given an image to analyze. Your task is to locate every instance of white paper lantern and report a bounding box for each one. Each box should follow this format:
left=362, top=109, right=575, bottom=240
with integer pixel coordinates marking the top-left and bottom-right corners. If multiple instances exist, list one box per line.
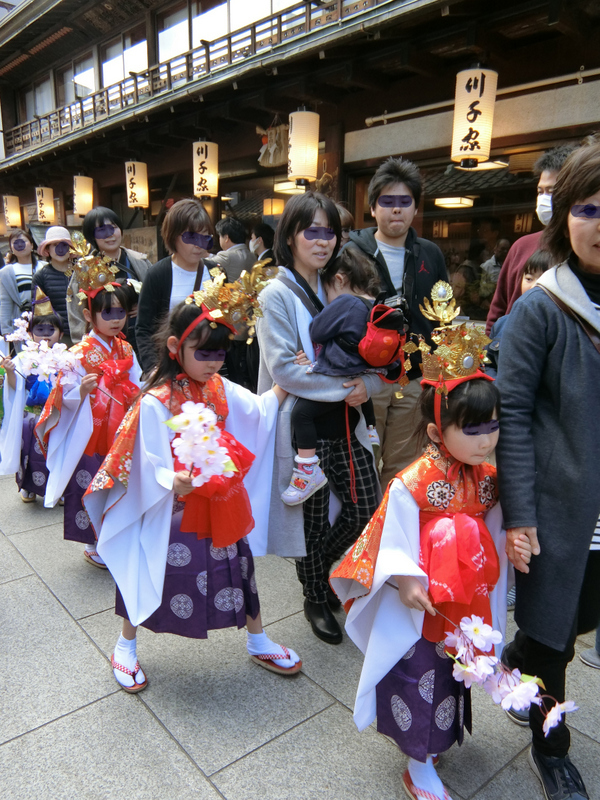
left=36, top=187, right=55, bottom=224
left=3, top=195, right=21, bottom=228
left=73, top=176, right=94, bottom=216
left=288, top=110, right=319, bottom=182
left=193, top=142, right=219, bottom=198
left=451, top=68, right=498, bottom=167
left=125, top=162, right=149, bottom=208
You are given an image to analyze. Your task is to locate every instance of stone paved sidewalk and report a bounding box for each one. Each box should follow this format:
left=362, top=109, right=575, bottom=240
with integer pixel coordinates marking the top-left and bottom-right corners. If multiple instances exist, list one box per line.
left=1, top=472, right=599, bottom=800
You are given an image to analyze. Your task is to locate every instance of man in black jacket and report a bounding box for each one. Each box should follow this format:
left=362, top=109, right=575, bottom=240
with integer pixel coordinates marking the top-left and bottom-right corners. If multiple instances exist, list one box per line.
left=346, top=157, right=448, bottom=488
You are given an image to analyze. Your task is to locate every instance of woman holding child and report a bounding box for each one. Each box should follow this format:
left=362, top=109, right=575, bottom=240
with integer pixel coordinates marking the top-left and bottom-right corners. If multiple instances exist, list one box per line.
left=256, top=192, right=381, bottom=644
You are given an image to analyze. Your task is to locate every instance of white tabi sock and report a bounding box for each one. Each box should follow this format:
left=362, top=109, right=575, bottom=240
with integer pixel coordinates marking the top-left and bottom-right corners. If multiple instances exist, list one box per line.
left=408, top=756, right=452, bottom=800
left=113, top=634, right=145, bottom=689
left=84, top=543, right=105, bottom=565
left=246, top=630, right=300, bottom=668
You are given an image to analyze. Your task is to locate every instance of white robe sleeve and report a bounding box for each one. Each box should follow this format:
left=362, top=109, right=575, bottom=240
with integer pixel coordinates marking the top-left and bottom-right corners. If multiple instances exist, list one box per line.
left=332, top=479, right=508, bottom=733
left=220, top=377, right=280, bottom=557
left=0, top=355, right=27, bottom=475
left=84, top=394, right=176, bottom=627
left=42, top=376, right=93, bottom=508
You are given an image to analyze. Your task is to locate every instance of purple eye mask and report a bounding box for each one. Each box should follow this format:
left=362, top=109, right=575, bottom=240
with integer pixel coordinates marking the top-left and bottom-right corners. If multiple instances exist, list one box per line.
left=100, top=307, right=127, bottom=321
left=302, top=226, right=336, bottom=241
left=462, top=420, right=499, bottom=436
left=570, top=204, right=600, bottom=219
left=194, top=349, right=226, bottom=361
left=181, top=231, right=213, bottom=249
left=12, top=239, right=27, bottom=252
left=377, top=194, right=413, bottom=208
left=32, top=323, right=57, bottom=337
left=94, top=224, right=117, bottom=240
left=53, top=242, right=71, bottom=256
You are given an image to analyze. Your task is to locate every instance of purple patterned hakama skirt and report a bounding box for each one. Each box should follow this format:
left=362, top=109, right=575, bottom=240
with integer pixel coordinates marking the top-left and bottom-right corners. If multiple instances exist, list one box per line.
left=375, top=636, right=472, bottom=763
left=17, top=411, right=48, bottom=496
left=63, top=453, right=103, bottom=544
left=115, top=506, right=261, bottom=638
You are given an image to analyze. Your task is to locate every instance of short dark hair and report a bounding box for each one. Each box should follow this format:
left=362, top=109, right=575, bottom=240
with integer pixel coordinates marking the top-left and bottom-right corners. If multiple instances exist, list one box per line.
left=82, top=207, right=123, bottom=251
left=543, top=140, right=600, bottom=262
left=415, top=378, right=501, bottom=444
left=335, top=203, right=354, bottom=230
left=216, top=216, right=247, bottom=245
left=251, top=221, right=275, bottom=250
left=88, top=281, right=132, bottom=318
left=368, top=157, right=422, bottom=208
left=29, top=312, right=63, bottom=334
left=161, top=198, right=214, bottom=254
left=273, top=192, right=341, bottom=269
left=534, top=144, right=578, bottom=177
left=521, top=249, right=553, bottom=277
left=321, top=247, right=380, bottom=296
left=8, top=229, right=39, bottom=266
left=143, top=301, right=233, bottom=396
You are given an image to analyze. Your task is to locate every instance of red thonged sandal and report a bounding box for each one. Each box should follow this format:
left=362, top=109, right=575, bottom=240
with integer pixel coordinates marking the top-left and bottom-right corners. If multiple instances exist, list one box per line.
left=249, top=645, right=302, bottom=676
left=111, top=654, right=148, bottom=693
left=402, top=770, right=451, bottom=800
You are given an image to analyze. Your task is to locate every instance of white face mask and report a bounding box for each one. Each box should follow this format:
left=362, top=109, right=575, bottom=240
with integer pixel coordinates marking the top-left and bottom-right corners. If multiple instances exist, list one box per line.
left=249, top=238, right=260, bottom=254
left=536, top=193, right=553, bottom=226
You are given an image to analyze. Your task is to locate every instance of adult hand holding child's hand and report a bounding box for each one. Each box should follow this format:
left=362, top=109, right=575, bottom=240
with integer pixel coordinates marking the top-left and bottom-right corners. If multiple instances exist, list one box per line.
left=506, top=526, right=540, bottom=573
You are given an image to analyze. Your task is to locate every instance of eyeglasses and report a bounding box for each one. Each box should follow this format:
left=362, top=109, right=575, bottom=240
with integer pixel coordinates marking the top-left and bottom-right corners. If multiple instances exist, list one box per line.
left=194, top=348, right=226, bottom=361
left=181, top=231, right=214, bottom=249
left=570, top=204, right=600, bottom=219
left=32, top=323, right=57, bottom=337
left=462, top=420, right=500, bottom=436
left=377, top=195, right=413, bottom=208
left=12, top=239, right=27, bottom=251
left=302, top=226, right=336, bottom=241
left=100, top=307, right=127, bottom=321
left=94, top=224, right=118, bottom=240
left=53, top=242, right=71, bottom=256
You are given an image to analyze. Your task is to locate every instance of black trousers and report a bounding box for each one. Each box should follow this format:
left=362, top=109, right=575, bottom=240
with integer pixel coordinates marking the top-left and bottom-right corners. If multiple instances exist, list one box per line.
left=292, top=397, right=376, bottom=451
left=295, top=434, right=379, bottom=603
left=503, top=551, right=600, bottom=757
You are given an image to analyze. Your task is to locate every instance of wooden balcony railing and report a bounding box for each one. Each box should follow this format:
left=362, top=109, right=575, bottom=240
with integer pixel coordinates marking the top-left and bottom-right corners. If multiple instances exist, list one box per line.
left=4, top=0, right=383, bottom=157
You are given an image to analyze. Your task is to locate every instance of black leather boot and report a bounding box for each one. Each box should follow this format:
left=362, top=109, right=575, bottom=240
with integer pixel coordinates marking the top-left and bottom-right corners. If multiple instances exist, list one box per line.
left=303, top=599, right=343, bottom=644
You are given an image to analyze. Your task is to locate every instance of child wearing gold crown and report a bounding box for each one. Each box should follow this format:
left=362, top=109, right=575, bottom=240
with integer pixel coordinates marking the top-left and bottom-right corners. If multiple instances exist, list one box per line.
left=35, top=234, right=142, bottom=567
left=0, top=292, right=65, bottom=502
left=82, top=264, right=302, bottom=692
left=330, top=283, right=523, bottom=800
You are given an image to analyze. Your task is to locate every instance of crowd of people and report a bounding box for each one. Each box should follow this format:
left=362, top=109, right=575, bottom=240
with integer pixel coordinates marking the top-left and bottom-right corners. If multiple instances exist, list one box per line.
left=1, top=139, right=599, bottom=800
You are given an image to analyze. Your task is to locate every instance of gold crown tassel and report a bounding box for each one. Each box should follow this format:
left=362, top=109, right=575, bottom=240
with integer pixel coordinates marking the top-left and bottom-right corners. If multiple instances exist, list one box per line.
left=185, top=258, right=278, bottom=343
left=406, top=281, right=491, bottom=384
left=67, top=231, right=120, bottom=304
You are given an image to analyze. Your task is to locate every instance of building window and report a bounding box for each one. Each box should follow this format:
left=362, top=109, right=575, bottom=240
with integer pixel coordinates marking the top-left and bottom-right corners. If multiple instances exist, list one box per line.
left=157, top=1, right=190, bottom=61
left=192, top=2, right=228, bottom=44
left=18, top=75, right=53, bottom=122
left=101, top=23, right=148, bottom=86
left=55, top=52, right=96, bottom=108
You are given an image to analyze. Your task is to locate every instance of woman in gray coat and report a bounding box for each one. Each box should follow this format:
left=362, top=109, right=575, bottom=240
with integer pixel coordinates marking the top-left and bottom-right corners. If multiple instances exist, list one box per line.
left=257, top=192, right=381, bottom=645
left=496, top=139, right=600, bottom=800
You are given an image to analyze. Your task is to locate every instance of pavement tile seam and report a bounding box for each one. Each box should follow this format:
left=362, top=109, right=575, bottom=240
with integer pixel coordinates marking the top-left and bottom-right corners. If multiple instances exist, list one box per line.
left=0, top=691, right=121, bottom=749
left=207, top=701, right=346, bottom=779
left=4, top=520, right=66, bottom=538
left=460, top=743, right=531, bottom=800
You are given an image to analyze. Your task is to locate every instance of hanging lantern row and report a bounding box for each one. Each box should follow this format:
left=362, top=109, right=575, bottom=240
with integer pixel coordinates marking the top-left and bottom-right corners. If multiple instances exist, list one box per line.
left=193, top=141, right=219, bottom=199
left=3, top=195, right=21, bottom=228
left=125, top=161, right=149, bottom=209
left=451, top=66, right=498, bottom=169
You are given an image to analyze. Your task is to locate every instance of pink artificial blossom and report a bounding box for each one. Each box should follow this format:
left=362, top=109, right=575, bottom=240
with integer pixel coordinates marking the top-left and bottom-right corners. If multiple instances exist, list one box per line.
left=542, top=701, right=578, bottom=737
left=459, top=615, right=503, bottom=652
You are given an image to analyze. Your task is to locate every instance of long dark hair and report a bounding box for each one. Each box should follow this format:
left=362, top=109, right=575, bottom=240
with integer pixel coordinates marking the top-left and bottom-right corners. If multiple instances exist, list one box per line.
left=85, top=281, right=132, bottom=332
left=273, top=191, right=341, bottom=269
left=414, top=379, right=501, bottom=445
left=143, top=301, right=232, bottom=395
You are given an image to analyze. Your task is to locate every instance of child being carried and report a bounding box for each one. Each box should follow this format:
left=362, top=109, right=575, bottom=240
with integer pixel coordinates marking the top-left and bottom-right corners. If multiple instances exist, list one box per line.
left=282, top=248, right=406, bottom=506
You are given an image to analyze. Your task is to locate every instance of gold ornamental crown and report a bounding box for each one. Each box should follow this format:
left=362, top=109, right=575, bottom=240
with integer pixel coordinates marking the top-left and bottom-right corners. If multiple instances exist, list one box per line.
left=66, top=231, right=120, bottom=304
left=185, top=258, right=278, bottom=343
left=404, top=281, right=491, bottom=387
